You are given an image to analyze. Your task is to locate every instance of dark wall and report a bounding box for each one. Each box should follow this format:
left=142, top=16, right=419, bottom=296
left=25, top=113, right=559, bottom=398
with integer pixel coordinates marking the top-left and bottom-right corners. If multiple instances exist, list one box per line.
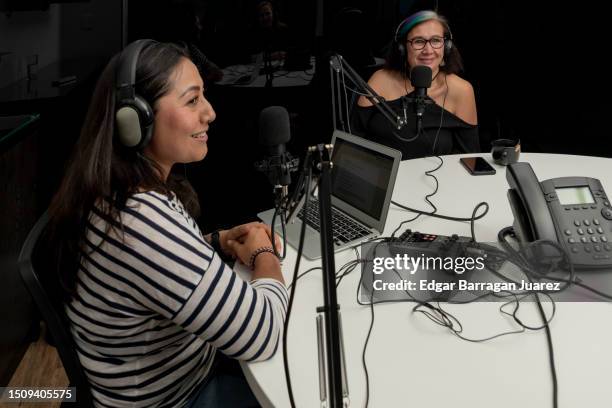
left=439, top=1, right=612, bottom=155
left=0, top=118, right=39, bottom=386
left=0, top=0, right=120, bottom=385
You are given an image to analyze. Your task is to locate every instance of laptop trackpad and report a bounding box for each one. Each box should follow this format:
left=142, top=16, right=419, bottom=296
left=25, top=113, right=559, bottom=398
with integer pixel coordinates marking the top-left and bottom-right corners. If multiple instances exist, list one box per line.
left=284, top=220, right=322, bottom=260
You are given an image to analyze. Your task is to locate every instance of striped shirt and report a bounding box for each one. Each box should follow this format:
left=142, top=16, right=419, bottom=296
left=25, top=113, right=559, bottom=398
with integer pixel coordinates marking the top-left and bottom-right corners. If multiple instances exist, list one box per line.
left=66, top=191, right=288, bottom=407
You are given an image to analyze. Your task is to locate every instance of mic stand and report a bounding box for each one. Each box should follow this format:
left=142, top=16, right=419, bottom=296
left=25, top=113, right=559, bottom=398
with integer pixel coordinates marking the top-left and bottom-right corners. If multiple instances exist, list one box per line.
left=307, top=144, right=348, bottom=408
left=408, top=91, right=434, bottom=137
left=264, top=48, right=273, bottom=88
left=329, top=54, right=406, bottom=132
left=329, top=54, right=435, bottom=137
left=255, top=150, right=299, bottom=258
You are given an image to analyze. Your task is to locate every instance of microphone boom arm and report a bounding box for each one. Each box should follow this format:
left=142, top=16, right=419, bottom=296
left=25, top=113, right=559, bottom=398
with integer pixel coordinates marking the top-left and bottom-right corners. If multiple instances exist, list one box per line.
left=329, top=54, right=407, bottom=131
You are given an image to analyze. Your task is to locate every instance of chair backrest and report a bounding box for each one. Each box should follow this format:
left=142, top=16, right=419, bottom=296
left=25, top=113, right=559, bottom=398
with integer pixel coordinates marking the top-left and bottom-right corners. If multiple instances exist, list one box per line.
left=18, top=212, right=94, bottom=407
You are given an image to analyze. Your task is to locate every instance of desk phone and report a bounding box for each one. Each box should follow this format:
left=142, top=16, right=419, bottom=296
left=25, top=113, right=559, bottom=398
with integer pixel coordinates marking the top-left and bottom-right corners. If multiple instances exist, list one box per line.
left=506, top=162, right=612, bottom=269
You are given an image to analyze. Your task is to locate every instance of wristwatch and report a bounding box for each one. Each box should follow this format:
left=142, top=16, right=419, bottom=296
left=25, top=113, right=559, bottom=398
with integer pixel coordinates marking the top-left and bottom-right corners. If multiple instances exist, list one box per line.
left=210, top=230, right=232, bottom=263
left=210, top=230, right=223, bottom=254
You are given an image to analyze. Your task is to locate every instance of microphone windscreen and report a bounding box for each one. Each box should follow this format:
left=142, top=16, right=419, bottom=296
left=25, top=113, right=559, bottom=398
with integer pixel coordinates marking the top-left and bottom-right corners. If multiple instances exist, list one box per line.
left=411, top=65, right=432, bottom=88
left=258, top=106, right=291, bottom=146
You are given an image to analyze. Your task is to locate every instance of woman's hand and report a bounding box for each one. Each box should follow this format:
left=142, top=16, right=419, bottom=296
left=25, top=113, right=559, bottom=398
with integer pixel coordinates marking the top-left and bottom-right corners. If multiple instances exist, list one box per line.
left=225, top=225, right=278, bottom=268
left=219, top=222, right=281, bottom=258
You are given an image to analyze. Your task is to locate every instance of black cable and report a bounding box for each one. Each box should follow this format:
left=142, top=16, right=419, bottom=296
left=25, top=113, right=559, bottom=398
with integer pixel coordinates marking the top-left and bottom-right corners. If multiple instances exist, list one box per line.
left=270, top=199, right=287, bottom=260
left=339, top=246, right=374, bottom=408
left=390, top=213, right=422, bottom=238
left=287, top=266, right=321, bottom=291
left=498, top=228, right=612, bottom=300
left=497, top=228, right=576, bottom=294
left=535, top=292, right=558, bottom=408
left=498, top=227, right=562, bottom=408
left=571, top=279, right=612, bottom=300
left=391, top=199, right=489, bottom=224
left=422, top=156, right=443, bottom=213
left=335, top=247, right=365, bottom=288
left=430, top=73, right=448, bottom=154
left=363, top=274, right=375, bottom=408
left=388, top=72, right=489, bottom=239
left=391, top=200, right=489, bottom=244
left=469, top=202, right=488, bottom=242
left=280, top=209, right=287, bottom=259
left=392, top=123, right=421, bottom=142
left=282, top=166, right=313, bottom=408
left=496, top=226, right=612, bottom=406
left=339, top=64, right=352, bottom=134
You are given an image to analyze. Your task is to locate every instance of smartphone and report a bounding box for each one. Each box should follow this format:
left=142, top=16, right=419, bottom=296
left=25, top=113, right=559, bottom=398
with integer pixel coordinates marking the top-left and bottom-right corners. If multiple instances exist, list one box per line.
left=459, top=157, right=496, bottom=176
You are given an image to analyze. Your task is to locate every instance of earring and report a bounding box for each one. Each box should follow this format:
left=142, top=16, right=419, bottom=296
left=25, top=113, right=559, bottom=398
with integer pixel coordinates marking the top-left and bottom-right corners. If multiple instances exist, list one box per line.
left=440, top=58, right=446, bottom=67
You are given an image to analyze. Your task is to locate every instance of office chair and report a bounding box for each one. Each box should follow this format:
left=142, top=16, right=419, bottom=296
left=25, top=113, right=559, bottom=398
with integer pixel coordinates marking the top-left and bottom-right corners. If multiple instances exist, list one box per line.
left=18, top=212, right=94, bottom=408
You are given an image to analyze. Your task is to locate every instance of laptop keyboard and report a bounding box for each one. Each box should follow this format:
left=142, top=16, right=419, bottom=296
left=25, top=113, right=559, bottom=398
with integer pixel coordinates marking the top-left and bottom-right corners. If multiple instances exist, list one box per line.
left=298, top=198, right=372, bottom=245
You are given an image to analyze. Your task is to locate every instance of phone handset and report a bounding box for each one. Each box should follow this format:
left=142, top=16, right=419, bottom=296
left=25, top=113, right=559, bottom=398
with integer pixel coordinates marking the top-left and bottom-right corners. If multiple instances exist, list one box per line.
left=506, top=162, right=559, bottom=243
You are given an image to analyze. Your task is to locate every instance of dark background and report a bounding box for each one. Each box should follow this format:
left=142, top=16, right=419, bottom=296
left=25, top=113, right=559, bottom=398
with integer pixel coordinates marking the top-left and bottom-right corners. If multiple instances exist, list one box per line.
left=1, top=0, right=611, bottom=385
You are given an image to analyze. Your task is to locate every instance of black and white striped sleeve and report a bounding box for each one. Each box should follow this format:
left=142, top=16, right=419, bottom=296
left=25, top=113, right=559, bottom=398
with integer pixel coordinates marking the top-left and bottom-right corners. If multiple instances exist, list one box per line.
left=87, top=192, right=288, bottom=362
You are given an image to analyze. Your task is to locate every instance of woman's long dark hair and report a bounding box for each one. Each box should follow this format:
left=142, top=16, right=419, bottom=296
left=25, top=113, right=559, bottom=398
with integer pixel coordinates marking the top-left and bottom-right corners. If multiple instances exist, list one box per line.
left=48, top=42, right=200, bottom=297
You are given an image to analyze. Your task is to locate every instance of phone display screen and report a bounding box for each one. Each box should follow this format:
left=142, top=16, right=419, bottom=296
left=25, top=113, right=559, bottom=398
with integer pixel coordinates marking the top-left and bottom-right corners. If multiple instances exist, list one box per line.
left=555, top=186, right=595, bottom=205
left=460, top=157, right=496, bottom=175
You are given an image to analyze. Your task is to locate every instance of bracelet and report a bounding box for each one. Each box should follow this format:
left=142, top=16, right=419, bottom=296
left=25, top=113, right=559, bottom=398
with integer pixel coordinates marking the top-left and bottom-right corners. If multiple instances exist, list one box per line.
left=249, top=246, right=276, bottom=269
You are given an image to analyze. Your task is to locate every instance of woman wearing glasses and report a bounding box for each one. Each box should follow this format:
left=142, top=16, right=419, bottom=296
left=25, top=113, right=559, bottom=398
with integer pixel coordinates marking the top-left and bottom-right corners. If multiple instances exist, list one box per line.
left=352, top=10, right=479, bottom=159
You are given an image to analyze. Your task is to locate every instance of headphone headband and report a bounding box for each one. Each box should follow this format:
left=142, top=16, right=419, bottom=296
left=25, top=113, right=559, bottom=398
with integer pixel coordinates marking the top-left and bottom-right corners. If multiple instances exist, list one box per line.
left=115, top=39, right=156, bottom=103
left=394, top=10, right=453, bottom=42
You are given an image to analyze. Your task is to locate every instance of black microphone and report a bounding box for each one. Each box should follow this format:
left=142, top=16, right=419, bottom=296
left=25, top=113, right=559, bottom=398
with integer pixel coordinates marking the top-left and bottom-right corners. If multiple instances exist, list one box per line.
left=410, top=65, right=432, bottom=135
left=255, top=106, right=299, bottom=202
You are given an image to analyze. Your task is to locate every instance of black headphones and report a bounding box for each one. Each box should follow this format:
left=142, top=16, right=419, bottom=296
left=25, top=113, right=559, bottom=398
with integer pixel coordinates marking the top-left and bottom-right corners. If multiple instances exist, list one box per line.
left=394, top=11, right=454, bottom=63
left=115, top=39, right=157, bottom=150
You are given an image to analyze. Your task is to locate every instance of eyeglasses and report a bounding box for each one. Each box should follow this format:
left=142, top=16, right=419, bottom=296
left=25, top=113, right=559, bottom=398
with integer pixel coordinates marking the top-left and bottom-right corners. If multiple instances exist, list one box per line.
left=406, top=36, right=446, bottom=50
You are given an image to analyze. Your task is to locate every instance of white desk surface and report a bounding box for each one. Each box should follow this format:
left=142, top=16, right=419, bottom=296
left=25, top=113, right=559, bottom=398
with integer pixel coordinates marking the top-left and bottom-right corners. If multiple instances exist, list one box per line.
left=242, top=153, right=612, bottom=408
left=218, top=58, right=314, bottom=88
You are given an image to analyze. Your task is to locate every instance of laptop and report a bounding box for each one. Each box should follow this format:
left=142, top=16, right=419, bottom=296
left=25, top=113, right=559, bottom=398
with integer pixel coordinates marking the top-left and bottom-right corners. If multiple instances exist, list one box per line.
left=258, top=130, right=402, bottom=260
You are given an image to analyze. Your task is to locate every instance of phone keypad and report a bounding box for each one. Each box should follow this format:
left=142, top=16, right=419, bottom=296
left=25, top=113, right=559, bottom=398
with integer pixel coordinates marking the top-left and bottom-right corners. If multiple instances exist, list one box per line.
left=561, top=191, right=612, bottom=263
left=565, top=217, right=612, bottom=257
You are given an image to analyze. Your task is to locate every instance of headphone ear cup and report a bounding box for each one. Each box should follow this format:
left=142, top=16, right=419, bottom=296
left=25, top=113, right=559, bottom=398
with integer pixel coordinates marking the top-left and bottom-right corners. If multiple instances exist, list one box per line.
left=397, top=43, right=406, bottom=62
left=444, top=38, right=453, bottom=58
left=115, top=96, right=154, bottom=149
left=133, top=95, right=154, bottom=149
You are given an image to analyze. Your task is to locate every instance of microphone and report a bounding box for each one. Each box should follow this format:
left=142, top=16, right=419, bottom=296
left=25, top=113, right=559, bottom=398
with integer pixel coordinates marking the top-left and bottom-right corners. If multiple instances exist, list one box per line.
left=410, top=65, right=432, bottom=135
left=255, top=106, right=299, bottom=202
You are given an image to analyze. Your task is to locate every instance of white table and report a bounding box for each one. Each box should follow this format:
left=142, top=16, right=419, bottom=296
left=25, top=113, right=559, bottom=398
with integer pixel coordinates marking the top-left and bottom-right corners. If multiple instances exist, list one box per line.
left=217, top=57, right=314, bottom=88
left=243, top=153, right=612, bottom=408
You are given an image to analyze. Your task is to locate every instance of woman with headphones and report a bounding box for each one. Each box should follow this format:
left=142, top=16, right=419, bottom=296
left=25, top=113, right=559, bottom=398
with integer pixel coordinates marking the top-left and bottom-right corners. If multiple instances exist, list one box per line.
left=353, top=10, right=480, bottom=159
left=47, top=40, right=285, bottom=407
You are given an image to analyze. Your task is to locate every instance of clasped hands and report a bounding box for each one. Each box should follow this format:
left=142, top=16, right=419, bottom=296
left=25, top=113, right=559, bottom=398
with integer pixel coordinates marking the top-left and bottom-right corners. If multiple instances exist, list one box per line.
left=214, top=223, right=281, bottom=268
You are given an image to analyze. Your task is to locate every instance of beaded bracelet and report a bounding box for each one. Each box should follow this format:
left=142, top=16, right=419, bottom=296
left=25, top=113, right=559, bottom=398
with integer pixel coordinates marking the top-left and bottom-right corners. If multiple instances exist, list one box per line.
left=249, top=246, right=276, bottom=269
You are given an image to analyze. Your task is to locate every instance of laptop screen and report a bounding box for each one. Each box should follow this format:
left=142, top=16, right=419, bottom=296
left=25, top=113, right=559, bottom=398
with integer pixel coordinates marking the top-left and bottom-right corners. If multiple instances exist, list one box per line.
left=330, top=136, right=395, bottom=220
